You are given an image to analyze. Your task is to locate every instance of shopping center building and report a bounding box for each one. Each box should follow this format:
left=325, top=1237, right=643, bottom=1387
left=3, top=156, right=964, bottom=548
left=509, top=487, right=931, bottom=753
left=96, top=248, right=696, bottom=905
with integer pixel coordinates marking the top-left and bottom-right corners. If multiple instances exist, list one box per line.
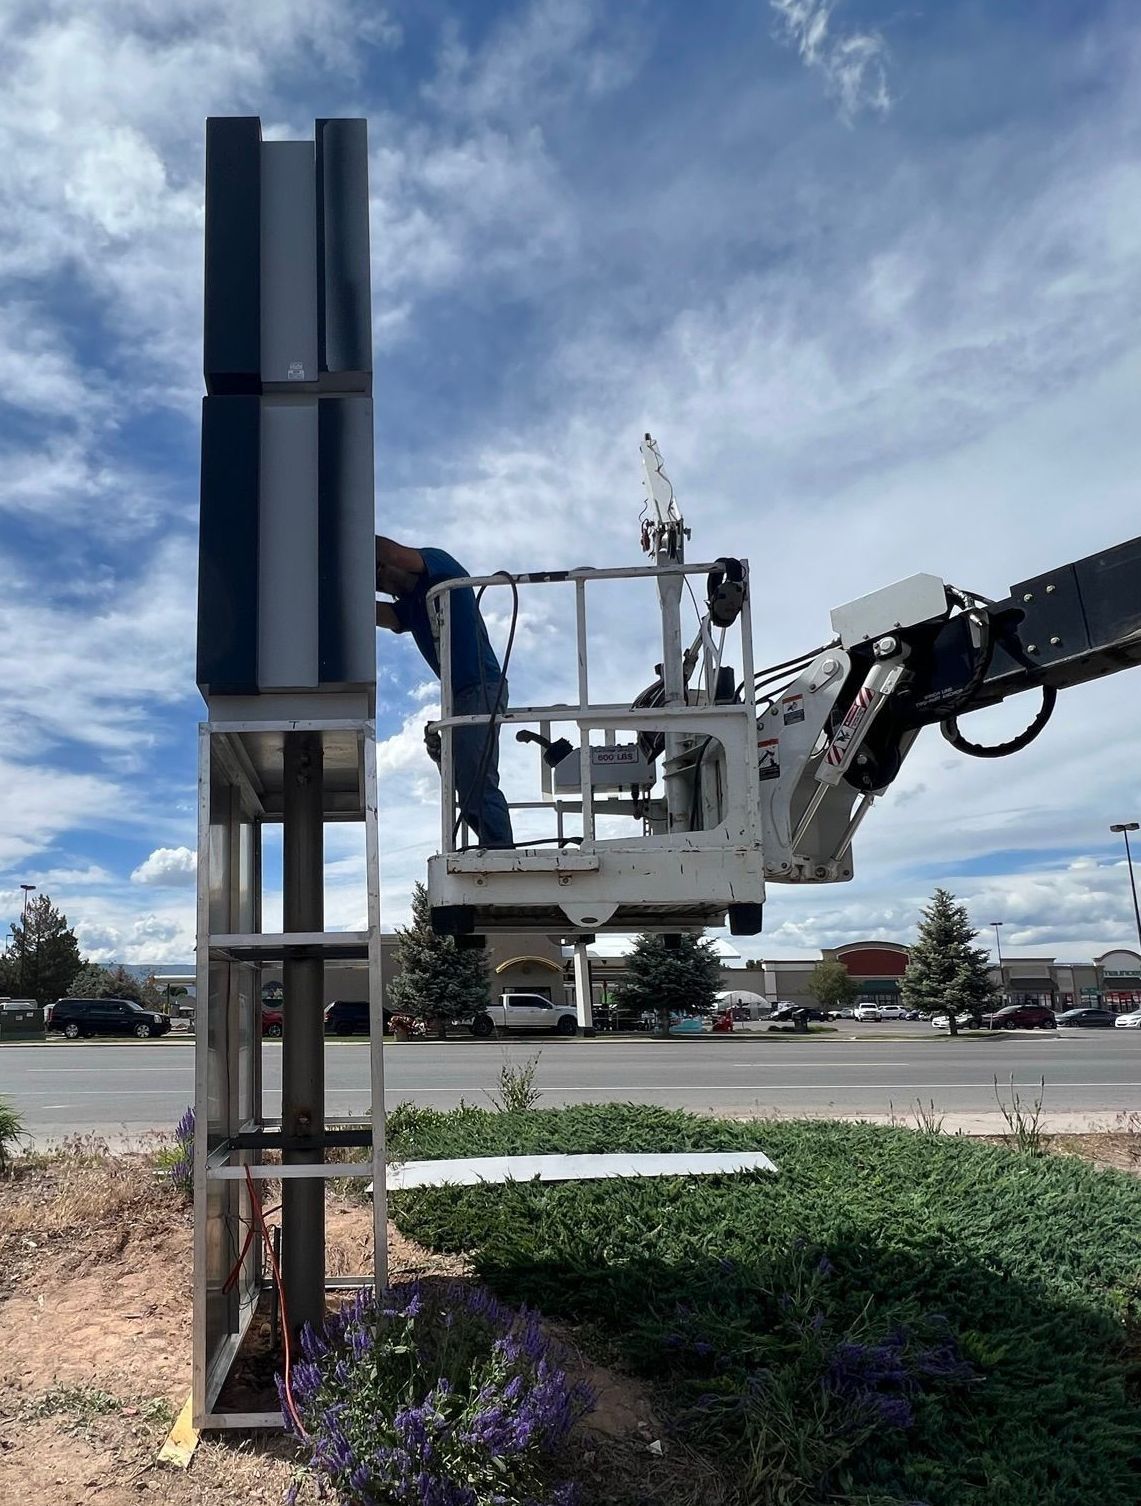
left=235, top=938, right=1141, bottom=1018
left=755, top=944, right=1141, bottom=1012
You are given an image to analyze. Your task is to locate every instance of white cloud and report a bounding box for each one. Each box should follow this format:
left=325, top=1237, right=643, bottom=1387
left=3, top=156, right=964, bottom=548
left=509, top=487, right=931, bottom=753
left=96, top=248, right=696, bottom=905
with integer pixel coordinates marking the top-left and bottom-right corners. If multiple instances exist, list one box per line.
left=770, top=0, right=892, bottom=120
left=1, top=2, right=1139, bottom=970
left=131, top=846, right=196, bottom=887
left=0, top=532, right=196, bottom=760
left=74, top=901, right=195, bottom=966
left=0, top=760, right=127, bottom=869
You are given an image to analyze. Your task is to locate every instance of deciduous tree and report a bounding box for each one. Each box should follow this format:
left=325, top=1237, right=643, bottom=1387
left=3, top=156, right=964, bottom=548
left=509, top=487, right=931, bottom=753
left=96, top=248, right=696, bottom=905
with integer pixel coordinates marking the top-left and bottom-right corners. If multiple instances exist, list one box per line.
left=808, top=960, right=859, bottom=1010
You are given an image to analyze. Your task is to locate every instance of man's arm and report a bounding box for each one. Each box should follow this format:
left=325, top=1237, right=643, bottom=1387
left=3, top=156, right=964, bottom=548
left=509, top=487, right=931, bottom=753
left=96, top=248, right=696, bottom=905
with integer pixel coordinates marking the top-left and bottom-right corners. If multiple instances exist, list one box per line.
left=376, top=601, right=401, bottom=631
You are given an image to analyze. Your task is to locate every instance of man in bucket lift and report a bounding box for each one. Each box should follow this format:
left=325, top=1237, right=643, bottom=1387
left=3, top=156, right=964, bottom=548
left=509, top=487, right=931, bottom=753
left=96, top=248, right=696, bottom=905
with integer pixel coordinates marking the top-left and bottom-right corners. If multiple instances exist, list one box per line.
left=375, top=536, right=514, bottom=849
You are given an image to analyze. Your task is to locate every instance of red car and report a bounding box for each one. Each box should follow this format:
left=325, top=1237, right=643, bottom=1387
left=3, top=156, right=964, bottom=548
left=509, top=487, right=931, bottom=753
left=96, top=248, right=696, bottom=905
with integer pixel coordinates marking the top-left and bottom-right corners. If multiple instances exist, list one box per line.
left=982, top=1004, right=1056, bottom=1030
left=261, top=1003, right=283, bottom=1037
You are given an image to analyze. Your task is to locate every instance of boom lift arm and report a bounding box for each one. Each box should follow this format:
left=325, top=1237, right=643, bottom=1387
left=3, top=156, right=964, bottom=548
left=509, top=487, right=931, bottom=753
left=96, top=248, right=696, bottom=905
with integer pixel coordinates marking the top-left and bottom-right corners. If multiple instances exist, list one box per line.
left=759, top=536, right=1141, bottom=883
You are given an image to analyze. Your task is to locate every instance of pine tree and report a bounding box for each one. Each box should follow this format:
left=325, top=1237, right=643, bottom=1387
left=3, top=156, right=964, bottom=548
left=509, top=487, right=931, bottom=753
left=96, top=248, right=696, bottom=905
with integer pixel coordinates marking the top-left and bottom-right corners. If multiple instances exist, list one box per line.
left=808, top=959, right=859, bottom=1010
left=902, top=888, right=996, bottom=1035
left=611, top=933, right=722, bottom=1034
left=2, top=893, right=83, bottom=1005
left=388, top=883, right=490, bottom=1030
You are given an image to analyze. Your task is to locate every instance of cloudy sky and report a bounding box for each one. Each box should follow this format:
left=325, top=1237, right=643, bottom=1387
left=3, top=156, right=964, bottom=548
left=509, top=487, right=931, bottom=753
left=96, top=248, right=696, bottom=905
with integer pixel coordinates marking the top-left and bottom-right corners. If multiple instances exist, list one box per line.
left=1, top=0, right=1139, bottom=968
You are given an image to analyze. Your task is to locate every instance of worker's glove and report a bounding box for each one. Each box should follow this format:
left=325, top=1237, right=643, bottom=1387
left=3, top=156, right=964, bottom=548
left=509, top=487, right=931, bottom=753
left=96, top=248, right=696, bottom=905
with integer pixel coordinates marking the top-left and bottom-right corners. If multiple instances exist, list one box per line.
left=424, top=724, right=442, bottom=766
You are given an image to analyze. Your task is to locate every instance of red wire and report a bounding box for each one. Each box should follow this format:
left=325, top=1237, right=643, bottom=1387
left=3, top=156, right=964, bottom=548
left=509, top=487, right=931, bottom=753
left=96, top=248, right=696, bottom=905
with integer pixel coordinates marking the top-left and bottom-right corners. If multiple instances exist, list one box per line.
left=244, top=1165, right=307, bottom=1439
left=221, top=1204, right=282, bottom=1295
left=222, top=1225, right=255, bottom=1295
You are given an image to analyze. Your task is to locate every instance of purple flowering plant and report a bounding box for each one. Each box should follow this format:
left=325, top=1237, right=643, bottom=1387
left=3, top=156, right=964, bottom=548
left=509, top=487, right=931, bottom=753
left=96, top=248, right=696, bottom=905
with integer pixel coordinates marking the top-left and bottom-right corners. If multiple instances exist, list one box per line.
left=279, top=1281, right=594, bottom=1506
left=158, top=1104, right=194, bottom=1199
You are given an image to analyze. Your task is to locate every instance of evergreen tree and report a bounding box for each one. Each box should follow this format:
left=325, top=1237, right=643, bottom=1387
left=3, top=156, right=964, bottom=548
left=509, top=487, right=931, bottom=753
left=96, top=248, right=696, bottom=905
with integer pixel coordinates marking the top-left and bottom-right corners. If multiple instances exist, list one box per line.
left=902, top=888, right=996, bottom=1035
left=67, top=962, right=117, bottom=998
left=2, top=893, right=83, bottom=1005
left=388, top=883, right=490, bottom=1030
left=0, top=951, right=19, bottom=996
left=808, top=959, right=859, bottom=1010
left=611, top=933, right=722, bottom=1035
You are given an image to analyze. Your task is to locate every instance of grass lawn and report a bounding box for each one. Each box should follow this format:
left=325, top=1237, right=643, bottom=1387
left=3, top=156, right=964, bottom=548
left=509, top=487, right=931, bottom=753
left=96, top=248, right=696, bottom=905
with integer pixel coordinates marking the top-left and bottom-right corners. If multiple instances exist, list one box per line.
left=385, top=1104, right=1141, bottom=1506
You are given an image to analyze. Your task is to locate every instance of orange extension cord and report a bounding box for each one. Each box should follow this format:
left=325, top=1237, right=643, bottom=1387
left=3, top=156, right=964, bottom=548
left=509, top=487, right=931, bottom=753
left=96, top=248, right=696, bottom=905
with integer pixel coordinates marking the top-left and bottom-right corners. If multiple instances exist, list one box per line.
left=244, top=1165, right=307, bottom=1439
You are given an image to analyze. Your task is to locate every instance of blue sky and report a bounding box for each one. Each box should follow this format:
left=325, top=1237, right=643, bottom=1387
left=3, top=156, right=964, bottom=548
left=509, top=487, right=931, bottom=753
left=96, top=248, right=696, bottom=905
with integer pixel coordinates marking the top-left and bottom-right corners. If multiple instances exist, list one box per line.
left=1, top=0, right=1140, bottom=965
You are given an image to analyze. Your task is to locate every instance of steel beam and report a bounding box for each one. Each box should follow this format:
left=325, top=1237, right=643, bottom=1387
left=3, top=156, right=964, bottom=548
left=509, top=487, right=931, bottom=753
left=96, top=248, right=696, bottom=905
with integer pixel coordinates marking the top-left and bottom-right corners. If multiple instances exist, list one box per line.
left=281, top=731, right=325, bottom=1337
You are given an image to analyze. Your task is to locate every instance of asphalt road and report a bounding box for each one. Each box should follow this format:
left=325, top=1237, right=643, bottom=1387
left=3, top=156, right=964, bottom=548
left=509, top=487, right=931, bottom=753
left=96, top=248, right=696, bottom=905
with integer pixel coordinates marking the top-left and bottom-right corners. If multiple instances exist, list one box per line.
left=2, top=1025, right=1140, bottom=1141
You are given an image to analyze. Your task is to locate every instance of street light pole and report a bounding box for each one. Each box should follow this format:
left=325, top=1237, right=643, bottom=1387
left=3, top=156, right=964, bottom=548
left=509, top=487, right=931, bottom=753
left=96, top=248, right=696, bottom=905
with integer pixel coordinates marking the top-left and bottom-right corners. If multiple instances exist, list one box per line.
left=19, top=884, right=35, bottom=996
left=990, top=921, right=1004, bottom=1002
left=1109, top=823, right=1141, bottom=955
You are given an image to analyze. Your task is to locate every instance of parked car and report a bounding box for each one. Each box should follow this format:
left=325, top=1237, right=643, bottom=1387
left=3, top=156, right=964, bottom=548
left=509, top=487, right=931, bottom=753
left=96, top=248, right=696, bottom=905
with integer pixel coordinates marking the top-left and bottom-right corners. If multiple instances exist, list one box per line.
left=1113, top=1008, right=1141, bottom=1029
left=324, top=1000, right=373, bottom=1036
left=877, top=1004, right=910, bottom=1021
left=930, top=1012, right=977, bottom=1030
left=982, top=1004, right=1056, bottom=1030
left=263, top=1001, right=392, bottom=1037
left=770, top=1004, right=830, bottom=1024
left=471, top=994, right=579, bottom=1038
left=836, top=1008, right=855, bottom=1019
left=47, top=996, right=172, bottom=1040
left=1055, top=1007, right=1118, bottom=1029
left=852, top=1002, right=883, bottom=1022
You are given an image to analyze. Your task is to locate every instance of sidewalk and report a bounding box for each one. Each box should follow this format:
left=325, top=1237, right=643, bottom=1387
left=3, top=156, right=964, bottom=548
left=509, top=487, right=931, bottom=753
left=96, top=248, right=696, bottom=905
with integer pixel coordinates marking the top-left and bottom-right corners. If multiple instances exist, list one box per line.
left=727, top=1108, right=1136, bottom=1135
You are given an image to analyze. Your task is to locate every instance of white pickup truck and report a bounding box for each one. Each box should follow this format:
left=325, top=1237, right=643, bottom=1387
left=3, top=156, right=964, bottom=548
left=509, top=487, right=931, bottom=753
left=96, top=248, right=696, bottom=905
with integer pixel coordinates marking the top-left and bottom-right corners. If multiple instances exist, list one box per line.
left=471, top=993, right=579, bottom=1038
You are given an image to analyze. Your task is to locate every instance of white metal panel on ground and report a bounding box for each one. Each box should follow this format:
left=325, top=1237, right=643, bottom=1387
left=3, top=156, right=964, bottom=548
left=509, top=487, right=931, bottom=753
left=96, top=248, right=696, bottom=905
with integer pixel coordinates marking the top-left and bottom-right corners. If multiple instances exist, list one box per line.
left=378, top=1151, right=777, bottom=1191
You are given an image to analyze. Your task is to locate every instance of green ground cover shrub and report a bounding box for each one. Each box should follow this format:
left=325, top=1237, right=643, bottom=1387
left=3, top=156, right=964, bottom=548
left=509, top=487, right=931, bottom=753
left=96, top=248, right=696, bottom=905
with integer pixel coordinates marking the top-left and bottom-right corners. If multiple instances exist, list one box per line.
left=384, top=1106, right=1141, bottom=1506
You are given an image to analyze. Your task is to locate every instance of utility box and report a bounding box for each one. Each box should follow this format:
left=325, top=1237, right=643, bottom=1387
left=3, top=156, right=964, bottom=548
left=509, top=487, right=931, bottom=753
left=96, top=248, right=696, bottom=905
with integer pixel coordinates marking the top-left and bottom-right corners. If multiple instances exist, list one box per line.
left=0, top=1001, right=45, bottom=1040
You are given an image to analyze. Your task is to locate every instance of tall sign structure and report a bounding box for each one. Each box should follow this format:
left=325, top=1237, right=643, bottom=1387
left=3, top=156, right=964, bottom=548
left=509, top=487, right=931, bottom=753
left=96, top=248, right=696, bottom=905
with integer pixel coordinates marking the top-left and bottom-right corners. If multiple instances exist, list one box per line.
left=193, top=117, right=384, bottom=1428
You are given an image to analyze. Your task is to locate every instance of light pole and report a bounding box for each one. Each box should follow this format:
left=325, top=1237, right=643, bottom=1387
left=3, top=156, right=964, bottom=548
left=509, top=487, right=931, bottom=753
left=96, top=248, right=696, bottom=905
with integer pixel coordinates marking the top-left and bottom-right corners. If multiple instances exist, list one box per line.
left=1109, top=823, right=1141, bottom=955
left=19, top=884, right=35, bottom=996
left=990, top=921, right=1004, bottom=1002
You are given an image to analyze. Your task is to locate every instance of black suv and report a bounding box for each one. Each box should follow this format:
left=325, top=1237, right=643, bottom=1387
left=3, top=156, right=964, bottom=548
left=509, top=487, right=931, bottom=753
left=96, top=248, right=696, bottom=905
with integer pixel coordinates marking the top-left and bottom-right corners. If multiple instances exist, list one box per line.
left=324, top=999, right=371, bottom=1036
left=770, top=1004, right=831, bottom=1024
left=47, top=997, right=172, bottom=1040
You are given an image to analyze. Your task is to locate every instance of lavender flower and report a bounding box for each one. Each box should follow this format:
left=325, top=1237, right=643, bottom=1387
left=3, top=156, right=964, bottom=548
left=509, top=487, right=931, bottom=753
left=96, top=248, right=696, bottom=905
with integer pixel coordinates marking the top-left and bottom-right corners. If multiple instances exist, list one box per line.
left=277, top=1282, right=593, bottom=1505
left=168, top=1105, right=195, bottom=1197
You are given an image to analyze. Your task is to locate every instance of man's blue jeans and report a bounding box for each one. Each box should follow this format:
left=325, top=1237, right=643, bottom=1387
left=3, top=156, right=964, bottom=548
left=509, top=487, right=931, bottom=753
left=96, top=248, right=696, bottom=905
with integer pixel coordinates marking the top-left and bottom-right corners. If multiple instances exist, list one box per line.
left=452, top=680, right=513, bottom=848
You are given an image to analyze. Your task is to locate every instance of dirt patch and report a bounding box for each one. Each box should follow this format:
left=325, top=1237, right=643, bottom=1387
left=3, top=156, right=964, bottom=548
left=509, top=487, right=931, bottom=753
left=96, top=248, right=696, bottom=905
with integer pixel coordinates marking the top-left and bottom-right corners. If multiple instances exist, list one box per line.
left=0, top=1152, right=494, bottom=1505
left=0, top=1413, right=307, bottom=1506
left=0, top=1151, right=194, bottom=1409
left=973, top=1131, right=1141, bottom=1175
left=1045, top=1131, right=1141, bottom=1175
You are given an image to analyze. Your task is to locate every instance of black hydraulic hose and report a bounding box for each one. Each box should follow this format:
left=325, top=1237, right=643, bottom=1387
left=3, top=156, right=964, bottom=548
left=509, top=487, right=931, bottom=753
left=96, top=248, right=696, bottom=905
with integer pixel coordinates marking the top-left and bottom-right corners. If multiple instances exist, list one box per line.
left=940, top=685, right=1058, bottom=759
left=911, top=609, right=996, bottom=718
